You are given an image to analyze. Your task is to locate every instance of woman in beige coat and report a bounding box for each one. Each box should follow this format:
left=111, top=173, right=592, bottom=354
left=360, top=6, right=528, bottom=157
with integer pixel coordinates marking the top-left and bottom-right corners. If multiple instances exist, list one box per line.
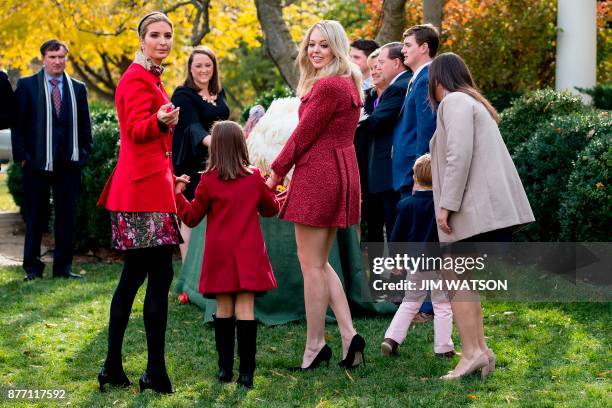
left=428, top=53, right=534, bottom=380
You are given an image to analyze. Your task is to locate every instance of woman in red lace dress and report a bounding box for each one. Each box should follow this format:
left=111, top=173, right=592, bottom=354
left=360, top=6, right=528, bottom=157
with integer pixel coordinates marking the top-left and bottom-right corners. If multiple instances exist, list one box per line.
left=267, top=20, right=366, bottom=371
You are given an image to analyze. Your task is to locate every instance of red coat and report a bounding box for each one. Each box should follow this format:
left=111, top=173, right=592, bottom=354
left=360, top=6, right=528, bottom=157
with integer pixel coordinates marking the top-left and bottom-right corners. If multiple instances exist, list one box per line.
left=97, top=63, right=176, bottom=212
left=175, top=167, right=279, bottom=296
left=271, top=76, right=361, bottom=228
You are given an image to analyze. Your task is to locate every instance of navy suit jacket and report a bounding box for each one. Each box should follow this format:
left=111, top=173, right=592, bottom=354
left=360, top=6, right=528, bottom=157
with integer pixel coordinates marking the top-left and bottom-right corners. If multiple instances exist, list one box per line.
left=12, top=70, right=92, bottom=170
left=391, top=66, right=437, bottom=191
left=390, top=190, right=438, bottom=242
left=355, top=70, right=411, bottom=194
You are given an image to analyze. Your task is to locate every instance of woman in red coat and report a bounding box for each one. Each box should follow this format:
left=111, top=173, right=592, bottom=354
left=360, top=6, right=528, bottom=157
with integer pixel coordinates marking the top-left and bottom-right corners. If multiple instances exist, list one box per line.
left=267, top=20, right=366, bottom=370
left=96, top=12, right=181, bottom=394
left=175, top=121, right=279, bottom=388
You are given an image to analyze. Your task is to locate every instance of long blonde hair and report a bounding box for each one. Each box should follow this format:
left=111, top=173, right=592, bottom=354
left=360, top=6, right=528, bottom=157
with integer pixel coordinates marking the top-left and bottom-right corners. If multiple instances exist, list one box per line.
left=296, top=20, right=363, bottom=98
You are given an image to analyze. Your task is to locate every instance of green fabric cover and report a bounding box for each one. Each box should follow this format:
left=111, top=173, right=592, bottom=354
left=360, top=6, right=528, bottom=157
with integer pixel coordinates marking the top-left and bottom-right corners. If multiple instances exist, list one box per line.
left=174, top=217, right=396, bottom=326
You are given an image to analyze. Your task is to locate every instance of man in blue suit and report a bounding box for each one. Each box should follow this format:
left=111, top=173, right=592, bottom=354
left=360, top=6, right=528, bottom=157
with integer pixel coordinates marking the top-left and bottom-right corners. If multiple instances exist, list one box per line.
left=390, top=25, right=440, bottom=317
left=12, top=40, right=92, bottom=281
left=391, top=24, right=440, bottom=199
left=355, top=42, right=411, bottom=242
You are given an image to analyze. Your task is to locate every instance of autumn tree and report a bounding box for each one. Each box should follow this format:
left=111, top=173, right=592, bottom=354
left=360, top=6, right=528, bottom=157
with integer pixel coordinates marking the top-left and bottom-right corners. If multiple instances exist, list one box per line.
left=0, top=0, right=321, bottom=103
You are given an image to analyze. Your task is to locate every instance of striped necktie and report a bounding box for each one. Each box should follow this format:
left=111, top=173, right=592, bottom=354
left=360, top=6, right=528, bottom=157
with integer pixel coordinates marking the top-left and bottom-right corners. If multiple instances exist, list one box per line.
left=50, top=79, right=61, bottom=117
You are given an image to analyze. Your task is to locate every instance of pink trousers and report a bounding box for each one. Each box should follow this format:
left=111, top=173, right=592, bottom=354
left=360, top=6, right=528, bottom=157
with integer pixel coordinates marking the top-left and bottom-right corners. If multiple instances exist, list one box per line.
left=384, top=272, right=454, bottom=353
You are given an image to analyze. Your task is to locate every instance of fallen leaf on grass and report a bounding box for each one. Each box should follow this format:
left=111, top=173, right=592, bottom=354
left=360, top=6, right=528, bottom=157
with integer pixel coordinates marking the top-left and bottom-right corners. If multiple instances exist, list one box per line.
left=344, top=370, right=354, bottom=382
left=503, top=311, right=514, bottom=316
left=45, top=322, right=57, bottom=328
left=504, top=396, right=518, bottom=403
left=467, top=394, right=478, bottom=399
left=268, top=346, right=277, bottom=352
left=596, top=370, right=611, bottom=378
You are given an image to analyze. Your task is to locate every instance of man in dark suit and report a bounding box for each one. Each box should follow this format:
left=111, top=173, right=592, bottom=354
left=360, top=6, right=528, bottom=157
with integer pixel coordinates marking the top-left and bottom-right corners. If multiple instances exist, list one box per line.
left=12, top=39, right=92, bottom=281
left=0, top=71, right=16, bottom=130
left=391, top=24, right=439, bottom=200
left=355, top=42, right=410, bottom=242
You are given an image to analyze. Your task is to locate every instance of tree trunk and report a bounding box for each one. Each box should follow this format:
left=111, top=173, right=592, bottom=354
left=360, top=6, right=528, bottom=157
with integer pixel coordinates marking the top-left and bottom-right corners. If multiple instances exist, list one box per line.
left=254, top=0, right=300, bottom=90
left=423, top=0, right=444, bottom=29
left=374, top=0, right=407, bottom=45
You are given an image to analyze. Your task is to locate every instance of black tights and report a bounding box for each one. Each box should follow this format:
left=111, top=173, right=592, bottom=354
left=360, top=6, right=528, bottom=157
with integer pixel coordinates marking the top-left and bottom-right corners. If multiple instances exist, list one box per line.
left=104, top=245, right=174, bottom=375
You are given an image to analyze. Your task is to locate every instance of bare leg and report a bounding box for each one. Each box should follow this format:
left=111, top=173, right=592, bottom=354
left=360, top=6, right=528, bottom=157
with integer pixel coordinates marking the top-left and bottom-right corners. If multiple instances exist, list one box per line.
left=295, top=223, right=331, bottom=368
left=179, top=223, right=192, bottom=263
left=322, top=228, right=357, bottom=357
left=442, top=269, right=488, bottom=376
left=235, top=293, right=255, bottom=321
left=216, top=294, right=235, bottom=318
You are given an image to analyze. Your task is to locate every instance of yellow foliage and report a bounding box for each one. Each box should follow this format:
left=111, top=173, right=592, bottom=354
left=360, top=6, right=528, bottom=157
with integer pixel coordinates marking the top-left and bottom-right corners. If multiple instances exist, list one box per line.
left=0, top=0, right=324, bottom=100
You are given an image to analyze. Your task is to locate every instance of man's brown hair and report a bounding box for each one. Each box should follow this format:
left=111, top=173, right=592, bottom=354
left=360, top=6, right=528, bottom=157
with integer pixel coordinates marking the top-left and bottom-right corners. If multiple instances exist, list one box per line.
left=205, top=121, right=251, bottom=181
left=40, top=39, right=68, bottom=57
left=403, top=24, right=440, bottom=58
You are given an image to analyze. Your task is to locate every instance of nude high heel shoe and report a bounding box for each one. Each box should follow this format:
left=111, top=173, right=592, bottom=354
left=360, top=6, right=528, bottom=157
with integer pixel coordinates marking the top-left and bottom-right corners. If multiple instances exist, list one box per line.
left=440, top=351, right=489, bottom=380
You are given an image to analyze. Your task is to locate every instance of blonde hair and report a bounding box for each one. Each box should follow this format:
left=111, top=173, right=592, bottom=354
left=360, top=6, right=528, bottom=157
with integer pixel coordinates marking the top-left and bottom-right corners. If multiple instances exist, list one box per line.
left=137, top=11, right=173, bottom=38
left=413, top=154, right=432, bottom=187
left=296, top=20, right=363, bottom=98
left=367, top=48, right=380, bottom=70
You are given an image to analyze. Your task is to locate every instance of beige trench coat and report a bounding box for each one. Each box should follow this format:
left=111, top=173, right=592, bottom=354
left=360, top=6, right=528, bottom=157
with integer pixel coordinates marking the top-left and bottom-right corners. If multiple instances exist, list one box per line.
left=430, top=92, right=535, bottom=242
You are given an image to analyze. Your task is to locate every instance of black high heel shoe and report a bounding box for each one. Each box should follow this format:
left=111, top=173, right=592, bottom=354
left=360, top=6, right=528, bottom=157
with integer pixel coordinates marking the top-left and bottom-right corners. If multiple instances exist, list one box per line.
left=98, top=367, right=132, bottom=392
left=338, top=334, right=366, bottom=369
left=139, top=371, right=174, bottom=394
left=288, top=344, right=332, bottom=371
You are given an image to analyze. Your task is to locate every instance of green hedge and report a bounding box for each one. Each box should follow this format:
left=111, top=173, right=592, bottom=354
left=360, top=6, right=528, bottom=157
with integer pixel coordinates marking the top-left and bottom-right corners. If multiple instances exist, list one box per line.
left=576, top=83, right=612, bottom=111
left=74, top=108, right=119, bottom=249
left=7, top=106, right=119, bottom=250
left=499, top=89, right=586, bottom=154
left=512, top=111, right=611, bottom=241
left=559, top=132, right=612, bottom=241
left=6, top=161, right=24, bottom=218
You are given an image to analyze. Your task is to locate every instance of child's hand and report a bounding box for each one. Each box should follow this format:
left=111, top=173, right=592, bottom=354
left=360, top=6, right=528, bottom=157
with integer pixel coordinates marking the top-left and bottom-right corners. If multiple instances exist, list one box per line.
left=266, top=170, right=282, bottom=190
left=175, top=174, right=190, bottom=195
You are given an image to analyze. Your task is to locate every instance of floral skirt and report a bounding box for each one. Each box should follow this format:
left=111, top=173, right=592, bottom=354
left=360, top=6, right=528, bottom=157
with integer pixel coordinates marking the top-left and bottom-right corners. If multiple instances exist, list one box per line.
left=110, top=212, right=182, bottom=251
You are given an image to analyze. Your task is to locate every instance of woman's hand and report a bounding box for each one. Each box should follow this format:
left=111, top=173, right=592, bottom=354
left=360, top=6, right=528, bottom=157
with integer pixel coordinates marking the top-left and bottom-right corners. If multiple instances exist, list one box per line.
left=175, top=174, right=190, bottom=195
left=437, top=208, right=452, bottom=235
left=266, top=170, right=282, bottom=190
left=158, top=103, right=180, bottom=127
left=202, top=135, right=212, bottom=147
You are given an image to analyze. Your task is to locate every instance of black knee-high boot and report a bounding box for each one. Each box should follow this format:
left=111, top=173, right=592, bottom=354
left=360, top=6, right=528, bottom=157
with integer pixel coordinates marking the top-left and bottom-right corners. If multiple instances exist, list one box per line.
left=236, top=320, right=257, bottom=388
left=214, top=315, right=235, bottom=382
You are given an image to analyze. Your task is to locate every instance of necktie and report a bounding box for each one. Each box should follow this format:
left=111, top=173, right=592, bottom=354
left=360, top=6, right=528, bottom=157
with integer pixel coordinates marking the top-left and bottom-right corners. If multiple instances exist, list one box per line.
left=50, top=79, right=61, bottom=117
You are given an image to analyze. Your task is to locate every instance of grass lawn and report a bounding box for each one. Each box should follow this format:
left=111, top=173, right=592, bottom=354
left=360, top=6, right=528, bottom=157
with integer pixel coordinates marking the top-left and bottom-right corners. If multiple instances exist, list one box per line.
left=0, top=263, right=610, bottom=407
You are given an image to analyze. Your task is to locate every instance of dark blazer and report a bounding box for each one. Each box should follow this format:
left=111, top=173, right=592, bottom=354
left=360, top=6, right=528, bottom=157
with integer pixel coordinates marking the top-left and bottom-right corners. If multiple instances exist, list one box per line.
left=171, top=86, right=230, bottom=176
left=0, top=71, right=16, bottom=130
left=391, top=66, right=436, bottom=191
left=11, top=70, right=92, bottom=170
left=390, top=190, right=438, bottom=242
left=355, top=70, right=411, bottom=194
left=354, top=87, right=377, bottom=191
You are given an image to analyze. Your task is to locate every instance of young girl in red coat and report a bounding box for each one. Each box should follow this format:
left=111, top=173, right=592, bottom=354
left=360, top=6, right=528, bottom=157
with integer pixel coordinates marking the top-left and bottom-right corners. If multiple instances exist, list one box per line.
left=174, top=120, right=279, bottom=388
